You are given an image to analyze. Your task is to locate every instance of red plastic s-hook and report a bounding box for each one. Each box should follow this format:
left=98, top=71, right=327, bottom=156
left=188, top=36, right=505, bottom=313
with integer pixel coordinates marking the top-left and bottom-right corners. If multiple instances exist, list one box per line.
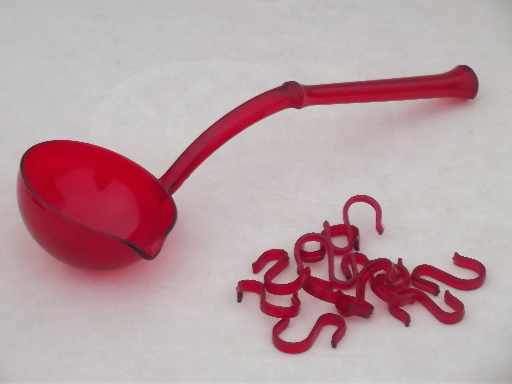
left=321, top=223, right=361, bottom=255
left=297, top=223, right=361, bottom=260
left=381, top=258, right=411, bottom=289
left=336, top=258, right=397, bottom=318
left=272, top=313, right=347, bottom=354
left=411, top=253, right=486, bottom=295
left=252, top=249, right=307, bottom=295
left=389, top=287, right=465, bottom=326
left=294, top=232, right=333, bottom=273
left=340, top=252, right=369, bottom=279
left=303, top=274, right=345, bottom=304
left=236, top=280, right=301, bottom=318
left=252, top=249, right=284, bottom=272
left=387, top=305, right=413, bottom=327
left=336, top=292, right=375, bottom=318
left=342, top=195, right=384, bottom=255
left=370, top=264, right=415, bottom=307
left=323, top=222, right=368, bottom=290
left=370, top=272, right=416, bottom=327
left=297, top=242, right=326, bottom=264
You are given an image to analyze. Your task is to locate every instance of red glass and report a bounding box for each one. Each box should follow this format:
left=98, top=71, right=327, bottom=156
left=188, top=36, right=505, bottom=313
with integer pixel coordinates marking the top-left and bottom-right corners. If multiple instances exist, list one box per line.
left=17, top=66, right=479, bottom=269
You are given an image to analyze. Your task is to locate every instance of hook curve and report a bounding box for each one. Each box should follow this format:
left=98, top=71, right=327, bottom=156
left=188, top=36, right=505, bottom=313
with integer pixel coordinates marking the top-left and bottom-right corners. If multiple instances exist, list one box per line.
left=341, top=251, right=369, bottom=279
left=321, top=223, right=361, bottom=255
left=342, top=195, right=384, bottom=255
left=236, top=280, right=301, bottom=318
left=294, top=232, right=333, bottom=273
left=323, top=221, right=370, bottom=290
left=411, top=253, right=486, bottom=295
left=336, top=258, right=397, bottom=318
left=272, top=313, right=347, bottom=354
left=252, top=249, right=308, bottom=295
left=391, top=287, right=465, bottom=325
left=303, top=273, right=340, bottom=304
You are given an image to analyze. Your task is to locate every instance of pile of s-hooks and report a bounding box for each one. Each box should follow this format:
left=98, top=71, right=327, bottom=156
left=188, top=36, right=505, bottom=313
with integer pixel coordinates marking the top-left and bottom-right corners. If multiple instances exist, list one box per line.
left=236, top=195, right=486, bottom=354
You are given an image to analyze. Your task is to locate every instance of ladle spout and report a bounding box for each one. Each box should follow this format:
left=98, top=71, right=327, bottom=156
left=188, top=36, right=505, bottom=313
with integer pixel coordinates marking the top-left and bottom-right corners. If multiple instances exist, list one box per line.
left=160, top=65, right=478, bottom=195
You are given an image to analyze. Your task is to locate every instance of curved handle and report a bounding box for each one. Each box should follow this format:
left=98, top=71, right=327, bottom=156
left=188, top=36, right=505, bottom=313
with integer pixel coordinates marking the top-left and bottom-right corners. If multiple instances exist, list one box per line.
left=160, top=65, right=478, bottom=194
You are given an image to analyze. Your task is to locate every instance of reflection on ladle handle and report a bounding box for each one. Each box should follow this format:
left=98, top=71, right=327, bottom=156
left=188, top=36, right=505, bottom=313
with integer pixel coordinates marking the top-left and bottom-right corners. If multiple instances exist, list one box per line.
left=160, top=65, right=478, bottom=194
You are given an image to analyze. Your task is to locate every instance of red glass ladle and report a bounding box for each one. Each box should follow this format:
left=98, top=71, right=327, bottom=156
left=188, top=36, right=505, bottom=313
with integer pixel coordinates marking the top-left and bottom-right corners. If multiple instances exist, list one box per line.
left=17, top=66, right=478, bottom=269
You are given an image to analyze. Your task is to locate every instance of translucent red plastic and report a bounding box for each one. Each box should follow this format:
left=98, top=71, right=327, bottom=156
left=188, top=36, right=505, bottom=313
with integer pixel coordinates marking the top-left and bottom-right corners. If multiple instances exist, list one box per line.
left=18, top=66, right=479, bottom=269
left=252, top=249, right=307, bottom=295
left=342, top=195, right=384, bottom=255
left=272, top=314, right=347, bottom=354
left=336, top=258, right=397, bottom=318
left=385, top=287, right=465, bottom=326
left=294, top=232, right=333, bottom=273
left=236, top=195, right=486, bottom=353
left=384, top=258, right=411, bottom=289
left=315, top=223, right=361, bottom=257
left=296, top=224, right=360, bottom=265
left=340, top=252, right=369, bottom=279
left=303, top=274, right=343, bottom=304
left=411, top=253, right=486, bottom=295
left=371, top=276, right=416, bottom=307
left=236, top=280, right=301, bottom=318
left=296, top=223, right=361, bottom=265
left=370, top=261, right=465, bottom=326
left=329, top=251, right=368, bottom=289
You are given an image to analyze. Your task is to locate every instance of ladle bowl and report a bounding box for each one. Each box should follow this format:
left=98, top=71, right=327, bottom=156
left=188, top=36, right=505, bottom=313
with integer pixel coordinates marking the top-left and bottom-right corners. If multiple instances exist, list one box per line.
left=17, top=66, right=479, bottom=269
left=18, top=140, right=177, bottom=269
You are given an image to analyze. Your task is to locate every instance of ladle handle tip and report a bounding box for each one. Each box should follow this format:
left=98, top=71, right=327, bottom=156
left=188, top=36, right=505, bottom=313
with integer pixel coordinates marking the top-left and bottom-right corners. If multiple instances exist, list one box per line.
left=298, top=65, right=478, bottom=106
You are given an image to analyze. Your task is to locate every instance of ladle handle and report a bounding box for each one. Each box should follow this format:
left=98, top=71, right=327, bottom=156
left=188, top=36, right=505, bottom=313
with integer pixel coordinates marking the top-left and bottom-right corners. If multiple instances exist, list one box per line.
left=160, top=65, right=478, bottom=194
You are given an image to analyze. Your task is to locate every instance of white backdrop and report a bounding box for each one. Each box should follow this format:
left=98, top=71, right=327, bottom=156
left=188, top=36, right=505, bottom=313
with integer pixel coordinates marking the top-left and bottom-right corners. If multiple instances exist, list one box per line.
left=1, top=1, right=511, bottom=382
